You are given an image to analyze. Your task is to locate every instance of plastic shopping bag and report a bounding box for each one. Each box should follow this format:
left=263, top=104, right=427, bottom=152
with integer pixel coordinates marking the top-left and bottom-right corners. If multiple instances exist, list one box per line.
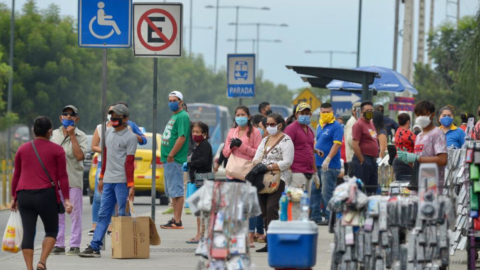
left=2, top=211, right=23, bottom=253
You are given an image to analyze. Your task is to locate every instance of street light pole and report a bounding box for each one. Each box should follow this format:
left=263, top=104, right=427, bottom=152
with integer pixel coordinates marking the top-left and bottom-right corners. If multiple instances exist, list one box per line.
left=357, top=0, right=362, bottom=67
left=256, top=24, right=260, bottom=70
left=214, top=0, right=219, bottom=72
left=6, top=0, right=15, bottom=163
left=189, top=0, right=192, bottom=55
left=235, top=7, right=239, bottom=53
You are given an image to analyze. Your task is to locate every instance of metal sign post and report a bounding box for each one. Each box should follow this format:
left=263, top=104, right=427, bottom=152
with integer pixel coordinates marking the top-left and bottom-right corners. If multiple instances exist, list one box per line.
left=100, top=48, right=107, bottom=251
left=133, top=2, right=183, bottom=221
left=151, top=58, right=158, bottom=221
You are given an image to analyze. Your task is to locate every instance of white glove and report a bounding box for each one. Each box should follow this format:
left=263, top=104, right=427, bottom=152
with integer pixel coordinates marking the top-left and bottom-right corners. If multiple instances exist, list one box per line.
left=322, top=157, right=331, bottom=172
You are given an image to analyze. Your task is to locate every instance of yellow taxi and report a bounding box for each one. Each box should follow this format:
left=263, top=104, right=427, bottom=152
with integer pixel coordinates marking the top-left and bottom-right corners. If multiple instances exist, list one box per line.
left=88, top=132, right=166, bottom=204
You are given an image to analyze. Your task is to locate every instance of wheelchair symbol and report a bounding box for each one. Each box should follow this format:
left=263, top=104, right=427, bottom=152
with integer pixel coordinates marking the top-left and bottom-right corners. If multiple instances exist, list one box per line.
left=89, top=1, right=122, bottom=39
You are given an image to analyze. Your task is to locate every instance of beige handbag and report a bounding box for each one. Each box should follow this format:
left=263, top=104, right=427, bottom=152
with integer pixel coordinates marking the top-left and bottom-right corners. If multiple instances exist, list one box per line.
left=225, top=153, right=254, bottom=181
left=258, top=135, right=285, bottom=194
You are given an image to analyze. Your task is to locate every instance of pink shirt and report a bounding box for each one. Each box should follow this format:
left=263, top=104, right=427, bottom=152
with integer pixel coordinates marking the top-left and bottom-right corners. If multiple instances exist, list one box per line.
left=222, top=127, right=262, bottom=161
left=12, top=139, right=70, bottom=203
left=284, top=121, right=315, bottom=173
left=474, top=121, right=480, bottom=140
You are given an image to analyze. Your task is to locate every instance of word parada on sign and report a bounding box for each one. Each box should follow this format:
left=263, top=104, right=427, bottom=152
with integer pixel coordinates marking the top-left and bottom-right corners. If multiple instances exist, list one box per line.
left=133, top=3, right=183, bottom=57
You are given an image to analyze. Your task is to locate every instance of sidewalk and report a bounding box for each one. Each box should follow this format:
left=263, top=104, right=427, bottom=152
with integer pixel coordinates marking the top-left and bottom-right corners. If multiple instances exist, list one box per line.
left=0, top=205, right=336, bottom=270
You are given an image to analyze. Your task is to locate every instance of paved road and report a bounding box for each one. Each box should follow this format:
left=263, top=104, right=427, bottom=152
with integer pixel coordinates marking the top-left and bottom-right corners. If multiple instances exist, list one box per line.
left=0, top=196, right=471, bottom=270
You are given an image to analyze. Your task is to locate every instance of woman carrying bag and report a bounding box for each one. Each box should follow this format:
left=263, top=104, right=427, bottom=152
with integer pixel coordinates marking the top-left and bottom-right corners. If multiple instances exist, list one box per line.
left=222, top=106, right=262, bottom=248
left=251, top=113, right=294, bottom=253
left=10, top=117, right=73, bottom=270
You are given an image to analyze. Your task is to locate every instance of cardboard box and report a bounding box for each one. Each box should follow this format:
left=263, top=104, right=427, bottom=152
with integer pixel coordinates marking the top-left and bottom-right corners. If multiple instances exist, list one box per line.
left=111, top=215, right=160, bottom=259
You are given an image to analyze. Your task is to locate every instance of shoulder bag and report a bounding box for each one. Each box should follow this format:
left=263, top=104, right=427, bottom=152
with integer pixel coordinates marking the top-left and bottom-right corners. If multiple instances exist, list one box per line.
left=259, top=135, right=285, bottom=194
left=31, top=141, right=66, bottom=214
left=225, top=130, right=254, bottom=181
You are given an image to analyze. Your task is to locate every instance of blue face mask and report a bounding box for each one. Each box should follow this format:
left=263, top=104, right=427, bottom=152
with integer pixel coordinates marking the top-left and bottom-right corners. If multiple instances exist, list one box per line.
left=440, top=116, right=453, bottom=127
left=298, top=115, right=311, bottom=125
left=62, top=119, right=75, bottom=128
left=235, top=117, right=248, bottom=127
left=258, top=127, right=264, bottom=137
left=169, top=101, right=179, bottom=112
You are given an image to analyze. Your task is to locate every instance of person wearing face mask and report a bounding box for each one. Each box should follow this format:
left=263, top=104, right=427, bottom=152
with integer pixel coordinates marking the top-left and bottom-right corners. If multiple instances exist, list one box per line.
left=88, top=104, right=116, bottom=236
left=182, top=121, right=212, bottom=244
left=397, top=100, right=448, bottom=190
left=345, top=102, right=361, bottom=176
left=258, top=102, right=272, bottom=118
left=11, top=116, right=73, bottom=270
left=351, top=101, right=379, bottom=195
left=252, top=113, right=294, bottom=252
left=284, top=103, right=317, bottom=203
left=459, top=113, right=475, bottom=132
left=222, top=105, right=262, bottom=247
left=438, top=106, right=465, bottom=148
left=311, top=103, right=344, bottom=225
left=160, top=91, right=191, bottom=230
left=413, top=125, right=423, bottom=136
left=393, top=113, right=417, bottom=180
left=50, top=105, right=88, bottom=256
left=252, top=114, right=267, bottom=138
left=79, top=104, right=137, bottom=258
left=116, top=101, right=147, bottom=145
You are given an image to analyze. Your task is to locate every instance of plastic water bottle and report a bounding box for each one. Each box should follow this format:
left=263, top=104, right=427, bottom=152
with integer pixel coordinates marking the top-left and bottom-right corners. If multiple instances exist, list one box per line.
left=300, top=191, right=310, bottom=222
left=279, top=192, right=288, bottom=221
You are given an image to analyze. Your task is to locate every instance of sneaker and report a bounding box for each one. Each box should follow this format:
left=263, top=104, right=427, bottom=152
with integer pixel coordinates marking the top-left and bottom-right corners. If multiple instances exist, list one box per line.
left=162, top=208, right=174, bottom=214
left=88, top=230, right=94, bottom=236
left=78, top=245, right=101, bottom=258
left=160, top=219, right=184, bottom=229
left=51, top=246, right=65, bottom=255
left=315, top=220, right=329, bottom=226
left=66, top=247, right=80, bottom=256
left=107, top=230, right=112, bottom=236
left=185, top=208, right=192, bottom=215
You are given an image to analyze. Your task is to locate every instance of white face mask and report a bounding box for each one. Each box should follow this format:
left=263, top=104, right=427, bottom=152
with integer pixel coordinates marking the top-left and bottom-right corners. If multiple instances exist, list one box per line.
left=266, top=124, right=280, bottom=136
left=107, top=114, right=111, bottom=122
left=415, top=115, right=432, bottom=129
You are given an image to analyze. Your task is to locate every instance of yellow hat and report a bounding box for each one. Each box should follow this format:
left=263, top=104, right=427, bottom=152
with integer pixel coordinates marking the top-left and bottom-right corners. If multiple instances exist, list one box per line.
left=296, top=102, right=311, bottom=113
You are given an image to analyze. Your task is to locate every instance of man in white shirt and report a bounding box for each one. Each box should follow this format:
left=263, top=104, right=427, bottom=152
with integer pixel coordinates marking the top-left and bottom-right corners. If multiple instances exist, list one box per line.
left=344, top=102, right=361, bottom=176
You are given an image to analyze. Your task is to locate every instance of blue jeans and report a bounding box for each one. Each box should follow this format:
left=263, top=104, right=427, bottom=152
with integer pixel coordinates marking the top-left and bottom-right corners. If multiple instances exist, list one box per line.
left=92, top=161, right=115, bottom=224
left=352, top=155, right=378, bottom=195
left=310, top=168, right=340, bottom=221
left=90, top=183, right=129, bottom=251
left=248, top=215, right=265, bottom=234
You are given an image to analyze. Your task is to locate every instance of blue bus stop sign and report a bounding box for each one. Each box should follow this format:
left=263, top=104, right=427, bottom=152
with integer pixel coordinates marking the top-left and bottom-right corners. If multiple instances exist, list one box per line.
left=78, top=0, right=132, bottom=48
left=227, top=54, right=255, bottom=98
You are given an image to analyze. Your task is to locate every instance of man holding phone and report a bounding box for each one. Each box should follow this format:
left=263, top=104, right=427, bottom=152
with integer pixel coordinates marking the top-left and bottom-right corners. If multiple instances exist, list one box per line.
left=50, top=105, right=88, bottom=255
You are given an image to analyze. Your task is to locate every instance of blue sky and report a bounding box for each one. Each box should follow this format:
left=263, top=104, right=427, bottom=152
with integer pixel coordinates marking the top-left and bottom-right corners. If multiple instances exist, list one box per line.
left=3, top=0, right=480, bottom=92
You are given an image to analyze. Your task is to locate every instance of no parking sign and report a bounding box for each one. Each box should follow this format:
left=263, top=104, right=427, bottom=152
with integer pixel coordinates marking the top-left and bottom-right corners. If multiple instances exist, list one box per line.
left=133, top=3, right=183, bottom=57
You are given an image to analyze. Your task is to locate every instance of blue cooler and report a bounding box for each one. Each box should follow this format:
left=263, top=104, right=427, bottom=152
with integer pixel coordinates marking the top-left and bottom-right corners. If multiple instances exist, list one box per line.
left=267, top=221, right=318, bottom=269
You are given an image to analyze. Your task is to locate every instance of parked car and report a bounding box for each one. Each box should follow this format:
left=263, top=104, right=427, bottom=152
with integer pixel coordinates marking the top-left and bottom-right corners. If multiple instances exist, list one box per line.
left=88, top=132, right=167, bottom=205
left=82, top=135, right=94, bottom=195
left=213, top=143, right=227, bottom=180
left=247, top=104, right=293, bottom=119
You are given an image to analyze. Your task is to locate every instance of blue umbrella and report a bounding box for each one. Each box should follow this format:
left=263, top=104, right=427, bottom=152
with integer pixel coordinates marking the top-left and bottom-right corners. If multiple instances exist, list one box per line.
left=326, top=66, right=418, bottom=94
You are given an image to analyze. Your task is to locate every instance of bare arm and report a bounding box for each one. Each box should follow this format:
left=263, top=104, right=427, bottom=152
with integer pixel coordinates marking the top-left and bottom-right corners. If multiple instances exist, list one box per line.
left=378, top=134, right=387, bottom=159
left=69, top=132, right=85, bottom=161
left=419, top=153, right=448, bottom=166
left=168, top=136, right=186, bottom=160
left=92, top=127, right=101, bottom=153
left=352, top=140, right=364, bottom=164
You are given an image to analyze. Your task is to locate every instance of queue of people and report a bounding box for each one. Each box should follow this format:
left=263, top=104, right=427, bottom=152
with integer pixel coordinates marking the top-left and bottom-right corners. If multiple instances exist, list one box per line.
left=8, top=94, right=480, bottom=268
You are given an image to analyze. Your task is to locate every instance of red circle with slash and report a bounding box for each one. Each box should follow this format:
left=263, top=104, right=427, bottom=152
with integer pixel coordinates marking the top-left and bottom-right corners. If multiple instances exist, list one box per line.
left=137, top=9, right=178, bottom=51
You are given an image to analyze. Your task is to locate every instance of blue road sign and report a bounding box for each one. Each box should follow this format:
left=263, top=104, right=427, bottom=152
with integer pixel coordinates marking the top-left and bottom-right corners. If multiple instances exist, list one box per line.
left=331, top=91, right=362, bottom=117
left=79, top=0, right=132, bottom=48
left=227, top=54, right=255, bottom=98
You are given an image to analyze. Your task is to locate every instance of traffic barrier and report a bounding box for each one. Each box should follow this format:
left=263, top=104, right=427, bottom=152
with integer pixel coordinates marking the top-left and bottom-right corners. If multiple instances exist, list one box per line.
left=0, top=159, right=13, bottom=210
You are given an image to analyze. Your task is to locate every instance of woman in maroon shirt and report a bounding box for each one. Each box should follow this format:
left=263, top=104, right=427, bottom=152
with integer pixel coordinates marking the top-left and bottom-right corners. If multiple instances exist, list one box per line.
left=10, top=116, right=72, bottom=270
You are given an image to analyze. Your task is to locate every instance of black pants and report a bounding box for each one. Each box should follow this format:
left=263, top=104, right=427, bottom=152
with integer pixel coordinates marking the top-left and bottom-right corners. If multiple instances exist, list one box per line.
left=17, top=188, right=59, bottom=249
left=351, top=155, right=378, bottom=195
left=258, top=181, right=285, bottom=232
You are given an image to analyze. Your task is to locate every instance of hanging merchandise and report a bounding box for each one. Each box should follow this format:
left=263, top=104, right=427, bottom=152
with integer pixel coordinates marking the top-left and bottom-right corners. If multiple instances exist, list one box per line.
left=328, top=164, right=455, bottom=270
left=467, top=141, right=480, bottom=268
left=187, top=181, right=261, bottom=270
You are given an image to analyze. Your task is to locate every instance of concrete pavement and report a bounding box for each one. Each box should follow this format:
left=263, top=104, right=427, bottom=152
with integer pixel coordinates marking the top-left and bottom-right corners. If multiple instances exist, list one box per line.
left=0, top=196, right=472, bottom=270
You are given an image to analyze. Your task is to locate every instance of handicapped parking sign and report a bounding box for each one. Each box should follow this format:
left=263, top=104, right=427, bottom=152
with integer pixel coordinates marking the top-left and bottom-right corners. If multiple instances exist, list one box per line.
left=78, top=0, right=132, bottom=48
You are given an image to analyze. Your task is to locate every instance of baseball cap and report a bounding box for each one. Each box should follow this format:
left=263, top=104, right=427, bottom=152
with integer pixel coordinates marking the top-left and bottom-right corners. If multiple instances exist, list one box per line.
left=169, top=90, right=183, bottom=100
left=63, top=105, right=78, bottom=114
left=352, top=102, right=361, bottom=110
left=108, top=104, right=129, bottom=117
left=296, top=102, right=311, bottom=113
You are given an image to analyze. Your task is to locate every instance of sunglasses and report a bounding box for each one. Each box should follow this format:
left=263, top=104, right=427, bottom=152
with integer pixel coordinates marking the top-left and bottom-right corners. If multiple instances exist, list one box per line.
left=265, top=123, right=278, bottom=127
left=62, top=112, right=77, bottom=117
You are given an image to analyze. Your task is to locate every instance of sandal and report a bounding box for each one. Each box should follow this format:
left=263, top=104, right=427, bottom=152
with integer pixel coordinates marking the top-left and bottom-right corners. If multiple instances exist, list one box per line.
left=37, top=261, right=47, bottom=270
left=186, top=238, right=200, bottom=244
left=256, top=235, right=266, bottom=243
left=249, top=242, right=255, bottom=248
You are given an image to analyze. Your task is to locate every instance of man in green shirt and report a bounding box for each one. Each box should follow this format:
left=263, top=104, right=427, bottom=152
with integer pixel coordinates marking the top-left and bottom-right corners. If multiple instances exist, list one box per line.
left=161, top=91, right=190, bottom=229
